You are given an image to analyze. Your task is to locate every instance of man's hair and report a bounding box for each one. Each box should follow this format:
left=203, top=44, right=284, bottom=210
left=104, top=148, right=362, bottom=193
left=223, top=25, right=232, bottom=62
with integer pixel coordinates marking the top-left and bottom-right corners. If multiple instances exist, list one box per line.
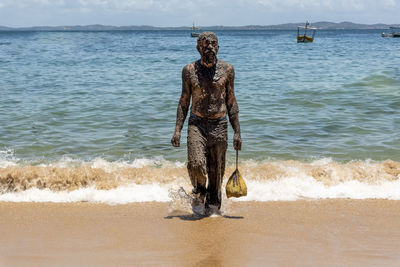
left=197, top=32, right=218, bottom=51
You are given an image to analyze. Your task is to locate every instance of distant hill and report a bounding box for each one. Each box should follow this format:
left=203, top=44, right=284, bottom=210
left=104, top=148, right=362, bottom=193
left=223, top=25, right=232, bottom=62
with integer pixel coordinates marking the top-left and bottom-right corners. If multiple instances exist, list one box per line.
left=0, top=26, right=12, bottom=30
left=0, top=22, right=399, bottom=31
left=204, top=22, right=400, bottom=30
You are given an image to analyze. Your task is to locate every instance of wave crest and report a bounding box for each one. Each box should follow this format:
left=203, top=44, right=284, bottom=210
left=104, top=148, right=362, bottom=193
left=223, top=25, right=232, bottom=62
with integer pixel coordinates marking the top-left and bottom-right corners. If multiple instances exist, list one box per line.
left=0, top=158, right=188, bottom=193
left=1, top=158, right=399, bottom=195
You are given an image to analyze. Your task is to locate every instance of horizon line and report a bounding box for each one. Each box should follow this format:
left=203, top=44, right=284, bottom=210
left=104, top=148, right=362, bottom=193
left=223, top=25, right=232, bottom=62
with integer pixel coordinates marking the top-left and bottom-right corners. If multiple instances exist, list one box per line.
left=1, top=21, right=400, bottom=29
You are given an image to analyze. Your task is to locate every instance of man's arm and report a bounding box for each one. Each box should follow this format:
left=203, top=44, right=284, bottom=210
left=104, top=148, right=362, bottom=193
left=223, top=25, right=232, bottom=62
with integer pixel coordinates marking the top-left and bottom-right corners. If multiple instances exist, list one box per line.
left=226, top=65, right=242, bottom=150
left=171, top=66, right=191, bottom=147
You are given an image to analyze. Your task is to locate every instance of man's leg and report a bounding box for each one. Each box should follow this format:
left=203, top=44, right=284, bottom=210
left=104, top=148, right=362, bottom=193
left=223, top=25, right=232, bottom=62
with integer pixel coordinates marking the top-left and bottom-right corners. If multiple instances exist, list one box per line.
left=187, top=121, right=207, bottom=197
left=206, top=142, right=227, bottom=210
left=206, top=119, right=228, bottom=211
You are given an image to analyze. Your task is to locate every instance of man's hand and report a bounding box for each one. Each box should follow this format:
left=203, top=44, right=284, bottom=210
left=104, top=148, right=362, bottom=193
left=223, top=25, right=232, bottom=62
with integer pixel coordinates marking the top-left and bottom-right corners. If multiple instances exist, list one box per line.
left=233, top=132, right=242, bottom=151
left=171, top=131, right=181, bottom=147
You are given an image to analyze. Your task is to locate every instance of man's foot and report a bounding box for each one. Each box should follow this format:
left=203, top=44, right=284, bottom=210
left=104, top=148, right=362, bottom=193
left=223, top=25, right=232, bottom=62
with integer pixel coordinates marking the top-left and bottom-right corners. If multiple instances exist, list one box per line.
left=191, top=192, right=206, bottom=215
left=205, top=204, right=222, bottom=216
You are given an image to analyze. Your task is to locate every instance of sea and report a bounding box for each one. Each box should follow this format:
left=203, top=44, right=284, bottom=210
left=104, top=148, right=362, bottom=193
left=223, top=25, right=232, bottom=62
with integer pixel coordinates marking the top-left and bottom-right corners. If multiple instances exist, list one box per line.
left=0, top=29, right=399, bottom=204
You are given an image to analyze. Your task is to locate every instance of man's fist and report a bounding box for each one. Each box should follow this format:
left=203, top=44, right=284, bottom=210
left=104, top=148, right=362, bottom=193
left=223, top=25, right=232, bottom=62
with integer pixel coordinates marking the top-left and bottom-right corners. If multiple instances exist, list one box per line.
left=171, top=132, right=181, bottom=147
left=233, top=133, right=242, bottom=151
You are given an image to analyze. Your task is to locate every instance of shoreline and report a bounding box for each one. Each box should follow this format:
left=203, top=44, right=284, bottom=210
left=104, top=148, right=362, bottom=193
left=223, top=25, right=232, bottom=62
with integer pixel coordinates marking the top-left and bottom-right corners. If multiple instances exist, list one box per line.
left=1, top=199, right=400, bottom=266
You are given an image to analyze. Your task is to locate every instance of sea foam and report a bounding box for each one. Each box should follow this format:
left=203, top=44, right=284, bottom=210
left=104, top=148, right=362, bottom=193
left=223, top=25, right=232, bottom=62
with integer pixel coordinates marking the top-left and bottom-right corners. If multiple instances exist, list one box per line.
left=1, top=178, right=400, bottom=204
left=1, top=157, right=399, bottom=203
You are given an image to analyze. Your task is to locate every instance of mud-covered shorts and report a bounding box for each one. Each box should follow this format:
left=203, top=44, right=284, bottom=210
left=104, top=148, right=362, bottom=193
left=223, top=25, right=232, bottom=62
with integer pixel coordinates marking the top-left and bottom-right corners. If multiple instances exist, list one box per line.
left=187, top=113, right=228, bottom=209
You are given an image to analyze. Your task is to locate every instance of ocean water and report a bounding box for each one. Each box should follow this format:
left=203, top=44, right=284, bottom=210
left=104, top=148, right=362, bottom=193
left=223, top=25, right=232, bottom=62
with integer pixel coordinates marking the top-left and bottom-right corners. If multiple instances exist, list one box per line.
left=0, top=29, right=399, bottom=203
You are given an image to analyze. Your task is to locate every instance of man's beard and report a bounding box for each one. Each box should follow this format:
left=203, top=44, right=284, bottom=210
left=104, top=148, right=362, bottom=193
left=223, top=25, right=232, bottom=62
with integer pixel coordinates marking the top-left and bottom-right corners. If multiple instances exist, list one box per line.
left=201, top=51, right=217, bottom=67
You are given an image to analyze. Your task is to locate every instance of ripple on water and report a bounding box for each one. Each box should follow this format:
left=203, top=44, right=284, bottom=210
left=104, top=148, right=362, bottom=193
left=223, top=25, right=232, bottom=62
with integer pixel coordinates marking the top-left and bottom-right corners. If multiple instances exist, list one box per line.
left=0, top=30, right=399, bottom=162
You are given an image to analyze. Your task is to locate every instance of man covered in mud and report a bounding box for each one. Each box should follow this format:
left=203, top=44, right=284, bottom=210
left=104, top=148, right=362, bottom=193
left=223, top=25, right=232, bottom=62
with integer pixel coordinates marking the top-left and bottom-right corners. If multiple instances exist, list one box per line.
left=171, top=32, right=241, bottom=215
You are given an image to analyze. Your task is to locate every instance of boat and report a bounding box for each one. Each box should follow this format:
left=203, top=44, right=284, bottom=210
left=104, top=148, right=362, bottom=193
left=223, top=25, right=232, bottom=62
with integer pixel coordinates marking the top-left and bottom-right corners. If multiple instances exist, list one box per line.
left=297, top=21, right=317, bottom=43
left=381, top=27, right=400, bottom=38
left=381, top=32, right=393, bottom=37
left=190, top=22, right=200, bottom=37
left=391, top=27, right=400, bottom=37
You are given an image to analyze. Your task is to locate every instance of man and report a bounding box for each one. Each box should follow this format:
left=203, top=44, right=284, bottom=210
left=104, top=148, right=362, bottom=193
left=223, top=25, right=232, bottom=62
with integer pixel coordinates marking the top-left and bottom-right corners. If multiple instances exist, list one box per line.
left=171, top=32, right=241, bottom=215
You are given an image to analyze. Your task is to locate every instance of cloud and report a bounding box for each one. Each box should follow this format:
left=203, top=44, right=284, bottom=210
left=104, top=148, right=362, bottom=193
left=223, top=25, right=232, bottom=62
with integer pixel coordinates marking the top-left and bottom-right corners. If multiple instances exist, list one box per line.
left=0, top=0, right=398, bottom=26
left=0, top=0, right=64, bottom=8
left=255, top=0, right=397, bottom=10
left=0, top=0, right=397, bottom=12
left=0, top=0, right=195, bottom=11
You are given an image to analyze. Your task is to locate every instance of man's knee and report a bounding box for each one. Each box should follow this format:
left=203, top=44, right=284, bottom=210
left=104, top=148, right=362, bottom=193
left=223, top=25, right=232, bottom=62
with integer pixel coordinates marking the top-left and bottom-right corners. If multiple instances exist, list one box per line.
left=187, top=160, right=206, bottom=176
left=187, top=160, right=207, bottom=194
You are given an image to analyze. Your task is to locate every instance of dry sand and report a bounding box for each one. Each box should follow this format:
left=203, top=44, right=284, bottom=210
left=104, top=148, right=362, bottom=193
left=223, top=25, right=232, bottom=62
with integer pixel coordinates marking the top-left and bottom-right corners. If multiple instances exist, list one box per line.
left=1, top=200, right=400, bottom=266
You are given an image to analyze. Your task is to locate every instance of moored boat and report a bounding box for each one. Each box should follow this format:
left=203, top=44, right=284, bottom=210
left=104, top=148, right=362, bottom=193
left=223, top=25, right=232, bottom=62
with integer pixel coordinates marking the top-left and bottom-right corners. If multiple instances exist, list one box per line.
left=381, top=32, right=393, bottom=37
left=297, top=21, right=317, bottom=43
left=190, top=22, right=200, bottom=38
left=381, top=27, right=400, bottom=38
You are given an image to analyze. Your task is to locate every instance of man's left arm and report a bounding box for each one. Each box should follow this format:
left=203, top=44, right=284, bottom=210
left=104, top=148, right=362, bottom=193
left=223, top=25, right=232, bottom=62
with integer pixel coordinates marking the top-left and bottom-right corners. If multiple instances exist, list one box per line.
left=226, top=65, right=242, bottom=150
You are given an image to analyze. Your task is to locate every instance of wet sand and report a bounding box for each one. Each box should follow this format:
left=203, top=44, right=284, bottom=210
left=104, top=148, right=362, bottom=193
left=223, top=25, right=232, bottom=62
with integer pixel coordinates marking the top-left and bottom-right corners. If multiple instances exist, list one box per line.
left=1, top=200, right=400, bottom=266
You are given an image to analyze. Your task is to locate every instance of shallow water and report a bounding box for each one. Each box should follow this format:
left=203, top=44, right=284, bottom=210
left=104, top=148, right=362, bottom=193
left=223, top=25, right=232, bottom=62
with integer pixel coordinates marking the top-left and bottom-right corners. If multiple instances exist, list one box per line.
left=0, top=29, right=399, bottom=163
left=0, top=29, right=399, bottom=202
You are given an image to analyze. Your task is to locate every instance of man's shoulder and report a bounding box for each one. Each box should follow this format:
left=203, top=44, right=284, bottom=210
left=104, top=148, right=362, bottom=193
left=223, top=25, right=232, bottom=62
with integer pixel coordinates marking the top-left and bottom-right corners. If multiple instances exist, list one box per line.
left=183, top=61, right=198, bottom=72
left=182, top=61, right=197, bottom=80
left=217, top=60, right=234, bottom=74
left=217, top=60, right=234, bottom=70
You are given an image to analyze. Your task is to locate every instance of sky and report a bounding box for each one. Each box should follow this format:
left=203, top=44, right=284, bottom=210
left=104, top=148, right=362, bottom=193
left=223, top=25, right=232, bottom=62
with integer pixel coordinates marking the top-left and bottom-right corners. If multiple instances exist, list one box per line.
left=0, top=0, right=398, bottom=27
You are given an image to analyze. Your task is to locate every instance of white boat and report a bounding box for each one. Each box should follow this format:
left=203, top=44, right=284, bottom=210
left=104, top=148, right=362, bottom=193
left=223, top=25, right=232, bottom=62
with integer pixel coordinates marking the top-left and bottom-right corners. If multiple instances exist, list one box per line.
left=190, top=22, right=200, bottom=37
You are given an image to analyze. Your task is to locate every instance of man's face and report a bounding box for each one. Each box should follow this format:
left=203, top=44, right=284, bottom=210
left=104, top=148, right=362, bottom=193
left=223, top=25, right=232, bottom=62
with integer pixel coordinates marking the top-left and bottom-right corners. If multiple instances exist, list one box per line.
left=198, top=35, right=219, bottom=67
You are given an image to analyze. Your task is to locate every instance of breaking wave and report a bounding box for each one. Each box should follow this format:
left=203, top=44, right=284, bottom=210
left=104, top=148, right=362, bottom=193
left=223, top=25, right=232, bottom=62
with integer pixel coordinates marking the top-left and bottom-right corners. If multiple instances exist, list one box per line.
left=0, top=156, right=400, bottom=203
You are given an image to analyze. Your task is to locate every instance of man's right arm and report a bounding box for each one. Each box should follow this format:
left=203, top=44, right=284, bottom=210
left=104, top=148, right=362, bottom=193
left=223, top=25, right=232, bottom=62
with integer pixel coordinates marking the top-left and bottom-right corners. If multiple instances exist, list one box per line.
left=171, top=66, right=191, bottom=147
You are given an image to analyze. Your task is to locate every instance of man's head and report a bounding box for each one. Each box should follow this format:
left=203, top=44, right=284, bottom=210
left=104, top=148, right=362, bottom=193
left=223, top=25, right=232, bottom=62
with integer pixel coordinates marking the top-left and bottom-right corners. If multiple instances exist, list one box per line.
left=197, top=32, right=219, bottom=68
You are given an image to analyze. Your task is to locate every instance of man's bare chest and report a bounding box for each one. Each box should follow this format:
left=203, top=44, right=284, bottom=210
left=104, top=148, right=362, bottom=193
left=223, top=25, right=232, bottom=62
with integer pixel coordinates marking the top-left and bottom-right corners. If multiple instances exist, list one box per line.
left=190, top=67, right=227, bottom=95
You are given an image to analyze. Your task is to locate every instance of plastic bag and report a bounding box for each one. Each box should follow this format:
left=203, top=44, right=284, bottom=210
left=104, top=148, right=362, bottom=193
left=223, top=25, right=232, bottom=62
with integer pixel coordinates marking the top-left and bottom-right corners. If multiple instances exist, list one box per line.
left=226, top=151, right=247, bottom=198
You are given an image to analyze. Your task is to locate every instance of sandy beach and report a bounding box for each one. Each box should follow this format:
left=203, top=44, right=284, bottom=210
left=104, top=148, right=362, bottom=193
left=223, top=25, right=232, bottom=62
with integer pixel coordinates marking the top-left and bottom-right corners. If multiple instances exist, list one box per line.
left=1, top=200, right=399, bottom=266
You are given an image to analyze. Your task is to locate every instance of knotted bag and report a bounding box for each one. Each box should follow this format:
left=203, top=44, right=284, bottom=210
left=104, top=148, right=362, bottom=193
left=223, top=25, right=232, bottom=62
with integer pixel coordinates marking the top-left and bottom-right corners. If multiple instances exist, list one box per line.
left=226, top=150, right=247, bottom=198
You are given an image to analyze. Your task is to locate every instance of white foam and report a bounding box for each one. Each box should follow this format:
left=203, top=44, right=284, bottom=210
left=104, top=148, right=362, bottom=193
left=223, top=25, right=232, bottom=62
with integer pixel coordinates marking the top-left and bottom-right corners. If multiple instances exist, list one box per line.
left=1, top=156, right=400, bottom=203
left=41, top=156, right=186, bottom=170
left=1, top=177, right=400, bottom=204
left=0, top=148, right=17, bottom=168
left=233, top=177, right=400, bottom=201
left=0, top=183, right=172, bottom=204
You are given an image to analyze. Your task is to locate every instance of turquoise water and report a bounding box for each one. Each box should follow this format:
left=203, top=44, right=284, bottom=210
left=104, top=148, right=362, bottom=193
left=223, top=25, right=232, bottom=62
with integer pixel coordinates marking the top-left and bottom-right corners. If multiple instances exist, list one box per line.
left=0, top=30, right=399, bottom=163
